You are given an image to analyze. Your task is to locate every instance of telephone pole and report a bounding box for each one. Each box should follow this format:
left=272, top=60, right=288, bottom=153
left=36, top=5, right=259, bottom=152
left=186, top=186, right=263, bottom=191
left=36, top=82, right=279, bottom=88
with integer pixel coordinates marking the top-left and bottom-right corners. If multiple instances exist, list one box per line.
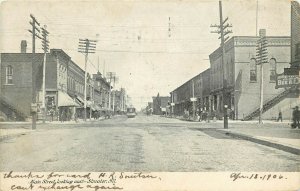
left=41, top=25, right=49, bottom=123
left=256, top=29, right=268, bottom=124
left=210, top=1, right=232, bottom=129
left=78, top=38, right=97, bottom=121
left=28, top=14, right=41, bottom=130
left=192, top=80, right=196, bottom=120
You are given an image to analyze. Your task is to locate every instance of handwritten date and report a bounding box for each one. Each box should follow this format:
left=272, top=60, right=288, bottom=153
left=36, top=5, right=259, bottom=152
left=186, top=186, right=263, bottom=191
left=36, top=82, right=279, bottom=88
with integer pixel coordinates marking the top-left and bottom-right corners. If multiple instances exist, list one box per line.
left=230, top=173, right=287, bottom=181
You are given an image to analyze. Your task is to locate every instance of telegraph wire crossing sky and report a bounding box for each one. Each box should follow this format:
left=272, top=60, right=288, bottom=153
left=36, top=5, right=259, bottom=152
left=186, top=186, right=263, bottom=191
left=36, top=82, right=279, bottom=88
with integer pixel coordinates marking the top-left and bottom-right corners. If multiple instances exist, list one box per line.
left=0, top=0, right=290, bottom=109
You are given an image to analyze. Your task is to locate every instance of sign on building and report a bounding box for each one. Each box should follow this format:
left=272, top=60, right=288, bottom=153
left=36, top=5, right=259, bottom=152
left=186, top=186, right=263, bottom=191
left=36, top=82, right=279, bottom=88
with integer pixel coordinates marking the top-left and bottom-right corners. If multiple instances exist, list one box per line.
left=276, top=73, right=300, bottom=89
left=190, top=97, right=197, bottom=102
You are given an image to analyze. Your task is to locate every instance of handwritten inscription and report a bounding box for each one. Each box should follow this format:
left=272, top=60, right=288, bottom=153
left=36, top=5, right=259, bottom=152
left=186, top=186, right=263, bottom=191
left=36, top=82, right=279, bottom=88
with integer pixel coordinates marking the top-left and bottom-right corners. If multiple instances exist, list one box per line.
left=4, top=171, right=44, bottom=179
left=230, top=173, right=287, bottom=181
left=3, top=171, right=161, bottom=191
left=119, top=172, right=159, bottom=179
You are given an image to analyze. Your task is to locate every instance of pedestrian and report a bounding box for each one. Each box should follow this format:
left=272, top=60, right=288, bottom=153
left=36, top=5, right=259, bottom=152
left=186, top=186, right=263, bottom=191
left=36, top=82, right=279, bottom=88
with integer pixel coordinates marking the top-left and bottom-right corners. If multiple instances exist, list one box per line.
left=231, top=108, right=235, bottom=120
left=291, top=106, right=300, bottom=129
left=74, top=110, right=78, bottom=123
left=206, top=110, right=210, bottom=123
left=202, top=110, right=207, bottom=121
left=198, top=109, right=202, bottom=122
left=60, top=109, right=66, bottom=123
left=277, top=111, right=282, bottom=122
left=49, top=108, right=54, bottom=122
left=297, top=107, right=300, bottom=129
left=59, top=109, right=63, bottom=123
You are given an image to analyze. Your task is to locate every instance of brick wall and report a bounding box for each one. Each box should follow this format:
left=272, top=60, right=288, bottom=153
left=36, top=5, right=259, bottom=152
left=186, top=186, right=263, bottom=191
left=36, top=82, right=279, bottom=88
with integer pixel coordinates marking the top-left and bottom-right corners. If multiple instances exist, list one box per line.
left=234, top=37, right=291, bottom=119
left=0, top=53, right=43, bottom=116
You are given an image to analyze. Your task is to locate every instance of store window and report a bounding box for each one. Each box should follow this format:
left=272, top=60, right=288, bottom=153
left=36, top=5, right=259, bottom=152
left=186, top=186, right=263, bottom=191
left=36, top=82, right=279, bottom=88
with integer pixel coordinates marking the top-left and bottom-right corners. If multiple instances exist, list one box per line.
left=249, top=58, right=257, bottom=82
left=6, top=65, right=13, bottom=84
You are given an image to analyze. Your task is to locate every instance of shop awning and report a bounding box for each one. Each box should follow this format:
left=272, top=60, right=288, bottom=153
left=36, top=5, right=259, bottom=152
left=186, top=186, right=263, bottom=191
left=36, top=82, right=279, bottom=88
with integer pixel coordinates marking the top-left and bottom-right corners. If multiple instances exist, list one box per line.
left=57, top=91, right=79, bottom=107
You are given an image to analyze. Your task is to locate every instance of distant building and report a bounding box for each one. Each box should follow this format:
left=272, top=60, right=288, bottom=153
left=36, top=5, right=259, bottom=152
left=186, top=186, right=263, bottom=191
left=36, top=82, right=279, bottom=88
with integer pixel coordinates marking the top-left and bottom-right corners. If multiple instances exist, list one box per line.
left=171, top=69, right=210, bottom=116
left=152, top=93, right=170, bottom=115
left=93, top=72, right=111, bottom=112
left=112, top=88, right=127, bottom=114
left=146, top=102, right=153, bottom=114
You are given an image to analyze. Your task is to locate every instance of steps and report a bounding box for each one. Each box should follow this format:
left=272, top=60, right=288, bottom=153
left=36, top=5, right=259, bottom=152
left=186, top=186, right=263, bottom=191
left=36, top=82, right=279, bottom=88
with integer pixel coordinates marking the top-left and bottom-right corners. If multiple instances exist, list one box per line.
left=0, top=96, right=27, bottom=121
left=243, top=88, right=293, bottom=121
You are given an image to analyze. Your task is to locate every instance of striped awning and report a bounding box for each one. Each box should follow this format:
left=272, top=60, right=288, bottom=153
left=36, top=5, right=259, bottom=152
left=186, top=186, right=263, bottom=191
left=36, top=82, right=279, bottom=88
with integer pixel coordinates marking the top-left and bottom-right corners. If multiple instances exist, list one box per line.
left=57, top=91, right=79, bottom=107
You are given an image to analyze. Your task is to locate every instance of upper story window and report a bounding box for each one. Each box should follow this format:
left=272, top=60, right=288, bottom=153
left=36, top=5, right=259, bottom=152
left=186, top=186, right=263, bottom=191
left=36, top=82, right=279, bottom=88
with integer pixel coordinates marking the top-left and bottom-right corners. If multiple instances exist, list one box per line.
left=269, top=58, right=276, bottom=82
left=5, top=65, right=13, bottom=84
left=249, top=58, right=257, bottom=82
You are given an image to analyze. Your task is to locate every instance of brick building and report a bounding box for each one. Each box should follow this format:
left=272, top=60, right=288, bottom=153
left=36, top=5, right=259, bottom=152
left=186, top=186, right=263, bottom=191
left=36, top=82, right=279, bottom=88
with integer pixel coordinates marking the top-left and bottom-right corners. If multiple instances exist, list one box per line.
left=209, top=36, right=297, bottom=120
left=152, top=94, right=170, bottom=115
left=112, top=88, right=127, bottom=114
left=93, top=72, right=111, bottom=113
left=0, top=53, right=44, bottom=120
left=170, top=35, right=299, bottom=120
left=0, top=46, right=97, bottom=121
left=171, top=68, right=210, bottom=116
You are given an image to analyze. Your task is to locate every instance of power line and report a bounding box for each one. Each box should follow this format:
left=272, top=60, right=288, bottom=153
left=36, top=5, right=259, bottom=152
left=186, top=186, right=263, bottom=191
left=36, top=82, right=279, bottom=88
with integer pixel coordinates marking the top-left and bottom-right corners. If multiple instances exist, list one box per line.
left=28, top=14, right=41, bottom=130
left=210, top=1, right=232, bottom=129
left=78, top=38, right=97, bottom=121
left=41, top=25, right=49, bottom=123
left=57, top=48, right=212, bottom=55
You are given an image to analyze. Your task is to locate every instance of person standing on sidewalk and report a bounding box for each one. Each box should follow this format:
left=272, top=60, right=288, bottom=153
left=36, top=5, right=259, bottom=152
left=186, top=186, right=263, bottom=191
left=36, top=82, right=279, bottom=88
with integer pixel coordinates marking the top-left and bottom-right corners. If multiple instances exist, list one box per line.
left=292, top=106, right=300, bottom=128
left=49, top=108, right=54, bottom=122
left=297, top=107, right=300, bottom=129
left=277, top=111, right=282, bottom=122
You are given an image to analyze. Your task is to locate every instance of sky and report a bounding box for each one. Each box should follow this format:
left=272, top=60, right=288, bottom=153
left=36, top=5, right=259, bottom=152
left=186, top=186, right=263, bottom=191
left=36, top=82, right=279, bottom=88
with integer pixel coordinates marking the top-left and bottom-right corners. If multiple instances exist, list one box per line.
left=0, top=0, right=292, bottom=110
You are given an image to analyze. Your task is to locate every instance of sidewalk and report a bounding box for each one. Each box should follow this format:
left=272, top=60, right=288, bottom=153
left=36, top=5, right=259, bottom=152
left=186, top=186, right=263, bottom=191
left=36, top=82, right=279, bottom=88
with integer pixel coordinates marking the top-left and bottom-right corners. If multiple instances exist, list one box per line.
left=165, top=115, right=300, bottom=155
left=0, top=116, right=109, bottom=141
left=217, top=123, right=300, bottom=155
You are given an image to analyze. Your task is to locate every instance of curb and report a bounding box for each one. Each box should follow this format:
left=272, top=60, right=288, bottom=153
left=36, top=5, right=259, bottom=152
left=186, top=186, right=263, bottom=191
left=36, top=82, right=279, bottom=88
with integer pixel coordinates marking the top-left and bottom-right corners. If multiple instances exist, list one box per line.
left=217, top=129, right=300, bottom=155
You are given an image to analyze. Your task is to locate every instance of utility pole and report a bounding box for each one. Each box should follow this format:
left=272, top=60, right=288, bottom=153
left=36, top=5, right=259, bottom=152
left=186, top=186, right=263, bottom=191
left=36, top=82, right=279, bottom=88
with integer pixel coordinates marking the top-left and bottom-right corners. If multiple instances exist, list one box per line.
left=171, top=92, right=174, bottom=116
left=256, top=29, right=268, bottom=124
left=28, top=14, right=41, bottom=130
left=41, top=25, right=49, bottom=124
left=210, top=0, right=232, bottom=129
left=78, top=38, right=97, bottom=121
left=192, top=80, right=196, bottom=120
left=89, top=76, right=93, bottom=120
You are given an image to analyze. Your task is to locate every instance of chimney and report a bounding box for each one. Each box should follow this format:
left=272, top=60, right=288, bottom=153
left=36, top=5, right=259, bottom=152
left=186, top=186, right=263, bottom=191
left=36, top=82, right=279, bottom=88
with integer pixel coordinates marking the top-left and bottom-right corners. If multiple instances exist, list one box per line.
left=21, top=40, right=27, bottom=53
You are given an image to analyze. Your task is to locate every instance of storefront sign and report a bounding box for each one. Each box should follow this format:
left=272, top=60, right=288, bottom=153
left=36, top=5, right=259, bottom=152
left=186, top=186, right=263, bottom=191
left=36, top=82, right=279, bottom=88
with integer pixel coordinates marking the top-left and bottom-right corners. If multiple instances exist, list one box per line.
left=190, top=97, right=197, bottom=102
left=30, top=103, right=38, bottom=113
left=276, top=74, right=299, bottom=89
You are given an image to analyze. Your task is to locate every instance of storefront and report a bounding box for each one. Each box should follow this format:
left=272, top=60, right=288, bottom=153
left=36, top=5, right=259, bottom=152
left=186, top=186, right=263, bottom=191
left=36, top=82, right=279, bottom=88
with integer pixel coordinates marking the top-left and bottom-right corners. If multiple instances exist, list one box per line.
left=57, top=91, right=79, bottom=121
